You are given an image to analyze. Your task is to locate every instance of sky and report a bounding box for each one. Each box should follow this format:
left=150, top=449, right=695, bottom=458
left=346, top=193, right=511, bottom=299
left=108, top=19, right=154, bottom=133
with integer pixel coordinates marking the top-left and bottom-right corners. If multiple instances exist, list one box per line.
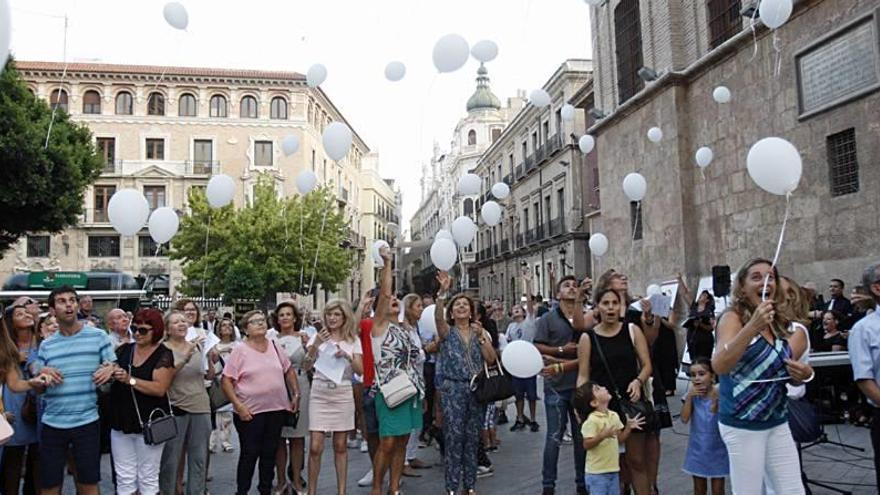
left=9, top=0, right=593, bottom=232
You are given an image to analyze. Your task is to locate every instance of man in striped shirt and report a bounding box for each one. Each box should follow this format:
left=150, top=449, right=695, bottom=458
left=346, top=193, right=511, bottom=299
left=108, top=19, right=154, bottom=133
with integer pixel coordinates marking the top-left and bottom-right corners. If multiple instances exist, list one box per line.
left=34, top=286, right=118, bottom=495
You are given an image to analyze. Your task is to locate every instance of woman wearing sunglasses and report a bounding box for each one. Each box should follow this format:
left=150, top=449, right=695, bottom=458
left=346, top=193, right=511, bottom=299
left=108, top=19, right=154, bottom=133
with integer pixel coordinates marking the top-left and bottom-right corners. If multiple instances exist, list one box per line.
left=108, top=308, right=176, bottom=495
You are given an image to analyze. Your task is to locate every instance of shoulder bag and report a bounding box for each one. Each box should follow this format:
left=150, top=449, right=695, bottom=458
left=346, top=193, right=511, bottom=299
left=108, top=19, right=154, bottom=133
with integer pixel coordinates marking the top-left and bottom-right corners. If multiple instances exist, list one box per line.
left=591, top=327, right=659, bottom=432
left=465, top=327, right=513, bottom=404
left=271, top=341, right=299, bottom=428
left=208, top=354, right=230, bottom=410
left=378, top=327, right=418, bottom=408
left=0, top=385, right=14, bottom=445
left=129, top=347, right=178, bottom=445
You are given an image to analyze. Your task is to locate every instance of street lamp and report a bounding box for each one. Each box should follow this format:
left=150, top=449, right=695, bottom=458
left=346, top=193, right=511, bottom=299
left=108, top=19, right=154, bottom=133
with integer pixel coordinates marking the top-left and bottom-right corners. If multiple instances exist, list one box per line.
left=558, top=247, right=573, bottom=275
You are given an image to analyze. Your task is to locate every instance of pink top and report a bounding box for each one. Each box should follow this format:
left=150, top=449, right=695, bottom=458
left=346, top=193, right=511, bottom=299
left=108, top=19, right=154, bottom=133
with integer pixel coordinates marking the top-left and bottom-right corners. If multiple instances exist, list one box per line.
left=223, top=340, right=292, bottom=415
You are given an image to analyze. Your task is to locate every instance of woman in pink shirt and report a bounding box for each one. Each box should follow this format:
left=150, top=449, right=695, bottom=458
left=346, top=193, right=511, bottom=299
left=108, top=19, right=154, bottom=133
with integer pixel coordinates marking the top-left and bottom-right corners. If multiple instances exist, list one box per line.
left=222, top=310, right=301, bottom=495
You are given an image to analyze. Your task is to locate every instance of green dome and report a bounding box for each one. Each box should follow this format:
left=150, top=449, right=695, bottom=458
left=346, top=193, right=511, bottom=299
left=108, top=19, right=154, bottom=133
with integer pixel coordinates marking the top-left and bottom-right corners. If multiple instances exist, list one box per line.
left=466, top=64, right=501, bottom=112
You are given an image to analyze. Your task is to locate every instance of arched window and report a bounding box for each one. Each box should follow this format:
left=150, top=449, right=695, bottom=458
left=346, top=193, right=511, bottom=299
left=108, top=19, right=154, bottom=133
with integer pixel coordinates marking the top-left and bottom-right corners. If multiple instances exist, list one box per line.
left=467, top=129, right=477, bottom=146
left=209, top=94, right=227, bottom=117
left=270, top=97, right=287, bottom=120
left=178, top=93, right=197, bottom=117
left=463, top=198, right=474, bottom=216
left=115, top=91, right=133, bottom=115
left=147, top=92, right=165, bottom=116
left=50, top=89, right=69, bottom=112
left=614, top=0, right=645, bottom=104
left=240, top=96, right=258, bottom=118
left=707, top=0, right=743, bottom=48
left=82, top=90, right=101, bottom=114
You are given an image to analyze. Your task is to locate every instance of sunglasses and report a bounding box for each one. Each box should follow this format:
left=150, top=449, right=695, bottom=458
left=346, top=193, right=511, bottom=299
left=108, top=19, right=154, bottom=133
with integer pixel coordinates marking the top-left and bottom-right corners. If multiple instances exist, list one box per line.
left=133, top=325, right=152, bottom=335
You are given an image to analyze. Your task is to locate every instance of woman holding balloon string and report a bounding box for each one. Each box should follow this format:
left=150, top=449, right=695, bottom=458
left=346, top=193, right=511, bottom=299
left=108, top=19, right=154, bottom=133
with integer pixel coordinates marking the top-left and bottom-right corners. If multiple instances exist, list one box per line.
left=434, top=270, right=497, bottom=495
left=369, top=246, right=424, bottom=495
left=712, top=259, right=813, bottom=494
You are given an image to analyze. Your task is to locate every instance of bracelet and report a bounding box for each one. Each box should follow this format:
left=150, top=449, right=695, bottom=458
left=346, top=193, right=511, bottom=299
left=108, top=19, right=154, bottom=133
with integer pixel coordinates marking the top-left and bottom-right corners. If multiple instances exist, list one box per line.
left=803, top=369, right=816, bottom=383
left=437, top=292, right=449, bottom=299
left=555, top=363, right=563, bottom=374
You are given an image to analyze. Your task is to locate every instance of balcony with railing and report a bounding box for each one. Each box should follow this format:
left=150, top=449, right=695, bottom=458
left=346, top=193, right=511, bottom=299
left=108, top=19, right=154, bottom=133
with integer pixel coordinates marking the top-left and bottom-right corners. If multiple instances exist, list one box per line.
left=501, top=239, right=509, bottom=253
left=537, top=223, right=548, bottom=241
left=525, top=155, right=536, bottom=173
left=99, top=159, right=219, bottom=177
left=185, top=160, right=219, bottom=175
left=503, top=173, right=512, bottom=185
left=550, top=216, right=567, bottom=237
left=535, top=145, right=546, bottom=165
left=80, top=208, right=111, bottom=226
left=515, top=164, right=524, bottom=180
left=101, top=159, right=123, bottom=174
left=516, top=233, right=524, bottom=249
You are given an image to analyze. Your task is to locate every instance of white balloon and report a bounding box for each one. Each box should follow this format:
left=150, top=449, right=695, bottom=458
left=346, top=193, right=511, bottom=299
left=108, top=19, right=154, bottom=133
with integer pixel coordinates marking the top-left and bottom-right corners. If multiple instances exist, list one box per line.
left=471, top=40, right=498, bottom=63
left=162, top=2, right=188, bottom=30
left=372, top=240, right=389, bottom=268
left=480, top=201, right=502, bottom=226
left=148, top=207, right=180, bottom=244
left=457, top=173, right=481, bottom=196
left=432, top=34, right=469, bottom=73
left=647, top=127, right=663, bottom=143
left=108, top=189, right=150, bottom=236
left=589, top=233, right=609, bottom=257
left=491, top=182, right=510, bottom=200
left=695, top=147, right=714, bottom=168
left=623, top=173, right=647, bottom=201
left=713, top=86, right=731, bottom=104
left=282, top=135, right=300, bottom=156
left=501, top=340, right=544, bottom=378
left=295, top=170, right=318, bottom=195
left=760, top=0, right=793, bottom=29
left=646, top=284, right=662, bottom=297
left=206, top=174, right=235, bottom=208
left=451, top=215, right=476, bottom=246
left=384, top=61, right=406, bottom=82
left=306, top=63, right=327, bottom=87
left=430, top=238, right=458, bottom=271
left=436, top=229, right=454, bottom=242
left=529, top=89, right=551, bottom=108
left=322, top=122, right=353, bottom=162
left=0, top=0, right=10, bottom=72
left=579, top=135, right=595, bottom=154
left=419, top=305, right=437, bottom=337
left=583, top=0, right=603, bottom=5
left=747, top=137, right=802, bottom=196
left=561, top=104, right=576, bottom=121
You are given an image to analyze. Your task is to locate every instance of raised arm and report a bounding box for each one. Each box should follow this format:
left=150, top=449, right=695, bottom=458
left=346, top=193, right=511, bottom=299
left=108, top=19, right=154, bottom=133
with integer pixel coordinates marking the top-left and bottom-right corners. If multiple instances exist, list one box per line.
left=435, top=271, right=452, bottom=340
left=522, top=270, right=535, bottom=316
left=575, top=332, right=591, bottom=388
left=373, top=246, right=394, bottom=330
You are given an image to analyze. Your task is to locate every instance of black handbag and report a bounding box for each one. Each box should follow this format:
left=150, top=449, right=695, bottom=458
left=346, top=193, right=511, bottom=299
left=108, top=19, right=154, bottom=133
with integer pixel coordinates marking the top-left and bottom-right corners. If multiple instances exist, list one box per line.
left=129, top=350, right=177, bottom=446
left=591, top=329, right=659, bottom=432
left=470, top=361, right=514, bottom=404
left=208, top=355, right=231, bottom=411
left=788, top=398, right=821, bottom=443
left=271, top=341, right=300, bottom=429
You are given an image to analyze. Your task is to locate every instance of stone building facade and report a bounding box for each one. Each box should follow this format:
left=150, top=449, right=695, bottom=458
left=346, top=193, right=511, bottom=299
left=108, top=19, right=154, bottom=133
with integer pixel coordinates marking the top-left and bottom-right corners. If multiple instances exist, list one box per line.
left=2, top=61, right=382, bottom=306
left=587, top=0, right=880, bottom=294
left=473, top=60, right=594, bottom=302
left=358, top=153, right=401, bottom=293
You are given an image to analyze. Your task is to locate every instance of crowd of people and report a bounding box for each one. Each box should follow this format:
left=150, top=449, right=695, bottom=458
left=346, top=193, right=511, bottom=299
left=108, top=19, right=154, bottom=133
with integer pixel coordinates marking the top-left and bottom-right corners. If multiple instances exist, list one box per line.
left=0, top=252, right=878, bottom=495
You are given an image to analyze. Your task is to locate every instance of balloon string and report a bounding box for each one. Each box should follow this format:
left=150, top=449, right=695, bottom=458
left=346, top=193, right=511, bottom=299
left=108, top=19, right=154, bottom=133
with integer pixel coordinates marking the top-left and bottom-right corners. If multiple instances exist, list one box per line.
left=629, top=200, right=641, bottom=268
left=306, top=201, right=330, bottom=295
left=44, top=14, right=70, bottom=149
left=772, top=31, right=783, bottom=77
left=700, top=168, right=706, bottom=181
left=761, top=193, right=791, bottom=301
left=298, top=206, right=305, bottom=293
left=748, top=2, right=760, bottom=62
left=202, top=214, right=212, bottom=300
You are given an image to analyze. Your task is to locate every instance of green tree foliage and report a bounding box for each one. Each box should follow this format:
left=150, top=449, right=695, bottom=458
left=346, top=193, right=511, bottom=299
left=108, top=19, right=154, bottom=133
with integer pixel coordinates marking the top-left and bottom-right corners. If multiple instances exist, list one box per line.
left=0, top=59, right=103, bottom=254
left=171, top=176, right=354, bottom=303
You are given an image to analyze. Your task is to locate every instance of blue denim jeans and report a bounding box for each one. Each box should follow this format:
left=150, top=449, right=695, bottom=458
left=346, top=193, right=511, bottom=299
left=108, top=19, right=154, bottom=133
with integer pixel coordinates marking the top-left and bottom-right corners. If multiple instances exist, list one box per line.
left=586, top=472, right=620, bottom=495
left=541, top=387, right=586, bottom=490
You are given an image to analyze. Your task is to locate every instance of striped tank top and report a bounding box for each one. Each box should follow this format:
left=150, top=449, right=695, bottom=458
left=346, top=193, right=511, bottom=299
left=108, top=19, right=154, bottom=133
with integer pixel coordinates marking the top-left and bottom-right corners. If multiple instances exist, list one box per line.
left=719, top=335, right=792, bottom=430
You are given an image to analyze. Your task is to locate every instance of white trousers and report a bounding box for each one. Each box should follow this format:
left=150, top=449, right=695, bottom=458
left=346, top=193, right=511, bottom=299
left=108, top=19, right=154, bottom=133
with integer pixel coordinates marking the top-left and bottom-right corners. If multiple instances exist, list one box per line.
left=719, top=422, right=805, bottom=495
left=405, top=428, right=420, bottom=461
left=110, top=429, right=165, bottom=495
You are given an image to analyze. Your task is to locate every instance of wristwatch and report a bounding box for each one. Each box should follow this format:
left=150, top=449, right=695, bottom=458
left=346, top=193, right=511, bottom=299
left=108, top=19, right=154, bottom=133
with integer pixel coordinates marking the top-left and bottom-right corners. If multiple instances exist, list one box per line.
left=557, top=346, right=564, bottom=356
left=129, top=377, right=137, bottom=387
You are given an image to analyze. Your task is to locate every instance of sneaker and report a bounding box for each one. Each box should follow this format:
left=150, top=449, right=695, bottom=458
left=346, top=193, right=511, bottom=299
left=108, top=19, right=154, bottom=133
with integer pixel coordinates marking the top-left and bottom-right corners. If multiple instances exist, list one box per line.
left=360, top=439, right=368, bottom=453
left=529, top=421, right=540, bottom=432
left=561, top=432, right=572, bottom=444
left=510, top=420, right=524, bottom=432
left=357, top=469, right=373, bottom=487
left=476, top=465, right=494, bottom=478
left=497, top=411, right=509, bottom=425
left=542, top=489, right=554, bottom=495
left=347, top=438, right=360, bottom=449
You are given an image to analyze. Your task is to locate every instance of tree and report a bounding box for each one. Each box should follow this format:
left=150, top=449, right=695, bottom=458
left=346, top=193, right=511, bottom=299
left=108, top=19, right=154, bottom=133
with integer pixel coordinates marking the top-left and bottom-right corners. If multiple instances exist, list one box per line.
left=170, top=176, right=354, bottom=304
left=0, top=59, right=103, bottom=254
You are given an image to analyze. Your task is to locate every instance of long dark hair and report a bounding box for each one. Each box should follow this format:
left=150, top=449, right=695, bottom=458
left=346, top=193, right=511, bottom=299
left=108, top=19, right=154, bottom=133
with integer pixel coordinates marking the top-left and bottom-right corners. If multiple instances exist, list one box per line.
left=0, top=318, right=21, bottom=380
left=3, top=305, right=36, bottom=348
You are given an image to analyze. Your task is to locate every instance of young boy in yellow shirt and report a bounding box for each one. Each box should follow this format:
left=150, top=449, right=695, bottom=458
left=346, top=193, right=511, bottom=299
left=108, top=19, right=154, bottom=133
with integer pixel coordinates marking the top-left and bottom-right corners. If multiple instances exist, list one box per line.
left=574, top=382, right=644, bottom=495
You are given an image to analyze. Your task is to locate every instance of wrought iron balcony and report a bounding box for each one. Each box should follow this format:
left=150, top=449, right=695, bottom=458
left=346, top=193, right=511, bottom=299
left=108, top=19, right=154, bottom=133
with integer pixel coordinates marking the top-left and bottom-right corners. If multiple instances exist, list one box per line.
left=185, top=160, right=219, bottom=175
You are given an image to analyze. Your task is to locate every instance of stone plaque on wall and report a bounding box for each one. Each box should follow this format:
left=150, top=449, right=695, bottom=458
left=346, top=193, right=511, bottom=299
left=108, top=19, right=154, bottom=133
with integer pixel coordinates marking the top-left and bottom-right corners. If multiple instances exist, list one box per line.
left=796, top=12, right=880, bottom=119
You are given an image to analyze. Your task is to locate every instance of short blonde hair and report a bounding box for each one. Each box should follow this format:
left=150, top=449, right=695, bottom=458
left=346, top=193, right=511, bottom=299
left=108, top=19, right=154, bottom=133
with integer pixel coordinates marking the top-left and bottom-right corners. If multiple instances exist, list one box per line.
left=323, top=299, right=357, bottom=343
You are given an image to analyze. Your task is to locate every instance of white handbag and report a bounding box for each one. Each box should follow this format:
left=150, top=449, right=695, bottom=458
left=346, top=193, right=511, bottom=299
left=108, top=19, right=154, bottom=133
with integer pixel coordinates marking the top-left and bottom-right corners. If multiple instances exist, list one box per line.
left=377, top=330, right=418, bottom=408
left=0, top=385, right=15, bottom=445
